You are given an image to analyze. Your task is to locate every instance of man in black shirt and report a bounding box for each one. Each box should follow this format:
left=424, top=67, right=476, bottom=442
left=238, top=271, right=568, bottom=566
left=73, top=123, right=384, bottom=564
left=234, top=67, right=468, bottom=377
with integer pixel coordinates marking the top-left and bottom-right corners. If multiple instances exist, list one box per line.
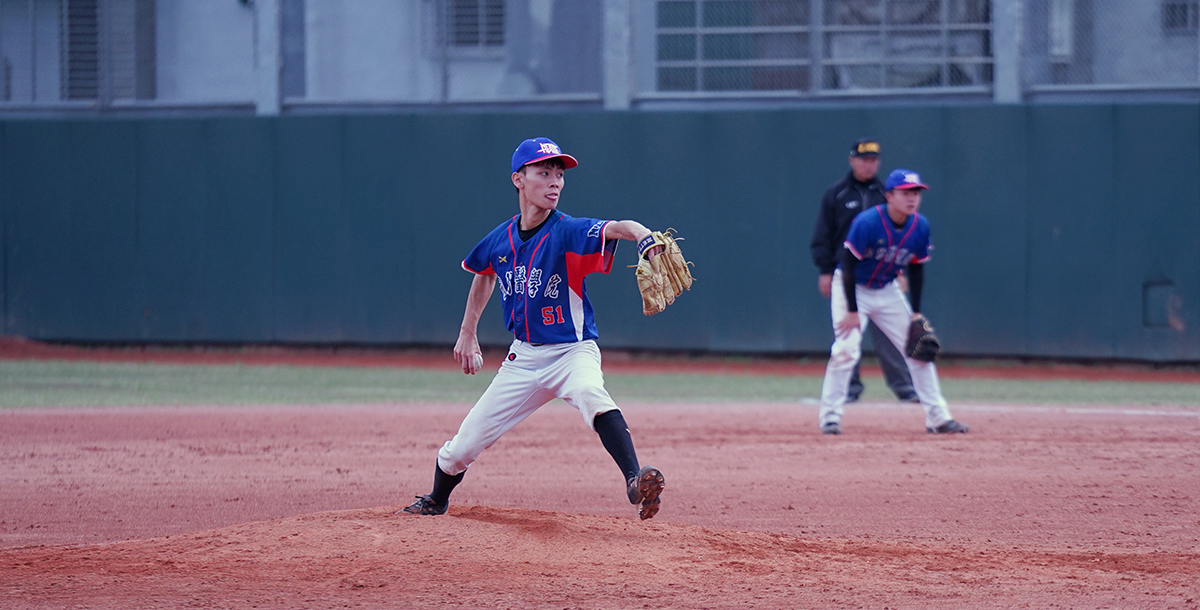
left=810, top=139, right=918, bottom=406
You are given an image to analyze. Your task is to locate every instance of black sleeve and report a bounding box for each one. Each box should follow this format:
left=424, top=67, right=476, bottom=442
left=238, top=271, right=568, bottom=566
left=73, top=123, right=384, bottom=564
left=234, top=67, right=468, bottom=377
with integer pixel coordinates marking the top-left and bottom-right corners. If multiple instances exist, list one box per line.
left=810, top=190, right=839, bottom=274
left=841, top=248, right=859, bottom=312
left=906, top=262, right=924, bottom=313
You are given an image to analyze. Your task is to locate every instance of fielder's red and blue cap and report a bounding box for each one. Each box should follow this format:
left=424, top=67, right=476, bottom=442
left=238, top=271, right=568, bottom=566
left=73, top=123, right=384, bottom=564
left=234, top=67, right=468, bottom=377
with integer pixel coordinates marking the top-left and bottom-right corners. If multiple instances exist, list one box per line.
left=511, top=137, right=579, bottom=174
left=884, top=169, right=928, bottom=191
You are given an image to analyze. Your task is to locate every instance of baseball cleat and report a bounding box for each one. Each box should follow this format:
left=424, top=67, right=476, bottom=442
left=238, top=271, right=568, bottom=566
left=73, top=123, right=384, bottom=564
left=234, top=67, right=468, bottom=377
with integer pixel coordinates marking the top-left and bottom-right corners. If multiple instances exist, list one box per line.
left=927, top=420, right=969, bottom=434
left=627, top=466, right=665, bottom=521
left=398, top=494, right=447, bottom=516
left=821, top=422, right=842, bottom=435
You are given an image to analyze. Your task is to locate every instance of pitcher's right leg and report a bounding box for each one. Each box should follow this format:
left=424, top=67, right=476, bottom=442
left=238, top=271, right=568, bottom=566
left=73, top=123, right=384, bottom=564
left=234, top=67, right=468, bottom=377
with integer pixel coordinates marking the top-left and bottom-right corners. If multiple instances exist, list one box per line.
left=438, top=344, right=553, bottom=475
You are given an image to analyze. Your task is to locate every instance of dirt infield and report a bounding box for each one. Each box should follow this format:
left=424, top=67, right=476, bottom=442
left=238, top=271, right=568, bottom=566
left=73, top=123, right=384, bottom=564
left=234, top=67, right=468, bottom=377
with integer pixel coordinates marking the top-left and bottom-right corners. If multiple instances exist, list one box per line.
left=2, top=400, right=1199, bottom=609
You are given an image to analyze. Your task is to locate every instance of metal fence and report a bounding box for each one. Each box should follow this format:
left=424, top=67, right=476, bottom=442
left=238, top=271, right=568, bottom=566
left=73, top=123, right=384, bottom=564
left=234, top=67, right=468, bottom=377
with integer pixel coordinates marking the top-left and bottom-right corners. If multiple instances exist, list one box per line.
left=641, top=0, right=992, bottom=97
left=0, top=0, right=1196, bottom=114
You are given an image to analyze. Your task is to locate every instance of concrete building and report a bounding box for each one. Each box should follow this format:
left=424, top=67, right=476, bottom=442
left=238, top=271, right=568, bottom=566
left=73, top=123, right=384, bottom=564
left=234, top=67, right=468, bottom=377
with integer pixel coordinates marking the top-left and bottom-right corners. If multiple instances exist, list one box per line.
left=0, top=0, right=1195, bottom=115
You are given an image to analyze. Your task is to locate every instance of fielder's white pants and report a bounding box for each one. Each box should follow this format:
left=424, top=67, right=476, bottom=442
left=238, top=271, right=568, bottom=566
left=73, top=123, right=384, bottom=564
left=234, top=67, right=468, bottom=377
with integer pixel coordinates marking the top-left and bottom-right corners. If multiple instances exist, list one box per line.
left=819, top=270, right=954, bottom=430
left=437, top=339, right=620, bottom=476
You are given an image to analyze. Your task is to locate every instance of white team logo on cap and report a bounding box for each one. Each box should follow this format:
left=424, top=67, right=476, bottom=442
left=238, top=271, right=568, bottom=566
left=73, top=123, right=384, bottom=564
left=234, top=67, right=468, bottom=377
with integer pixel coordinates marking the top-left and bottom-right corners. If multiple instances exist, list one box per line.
left=538, top=142, right=561, bottom=155
left=904, top=172, right=920, bottom=184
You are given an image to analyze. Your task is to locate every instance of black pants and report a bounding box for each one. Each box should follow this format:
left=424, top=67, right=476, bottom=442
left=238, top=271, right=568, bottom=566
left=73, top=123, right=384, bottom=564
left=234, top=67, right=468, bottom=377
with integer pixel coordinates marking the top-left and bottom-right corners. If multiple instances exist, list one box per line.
left=848, top=320, right=916, bottom=400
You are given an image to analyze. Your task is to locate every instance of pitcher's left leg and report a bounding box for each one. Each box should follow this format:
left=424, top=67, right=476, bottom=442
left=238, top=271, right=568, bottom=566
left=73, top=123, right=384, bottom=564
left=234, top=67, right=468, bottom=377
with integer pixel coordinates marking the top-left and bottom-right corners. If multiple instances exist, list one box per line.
left=547, top=341, right=665, bottom=520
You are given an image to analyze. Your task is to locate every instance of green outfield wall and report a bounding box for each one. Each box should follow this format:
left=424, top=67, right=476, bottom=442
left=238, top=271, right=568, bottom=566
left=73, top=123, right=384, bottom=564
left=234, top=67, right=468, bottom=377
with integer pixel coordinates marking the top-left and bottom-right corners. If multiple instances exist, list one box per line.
left=2, top=105, right=1198, bottom=362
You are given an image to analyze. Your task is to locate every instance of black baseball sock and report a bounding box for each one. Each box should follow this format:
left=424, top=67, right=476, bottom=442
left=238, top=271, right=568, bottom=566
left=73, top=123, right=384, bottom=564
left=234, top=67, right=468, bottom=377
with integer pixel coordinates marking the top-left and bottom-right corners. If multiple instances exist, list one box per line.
left=429, top=464, right=464, bottom=507
left=593, top=410, right=640, bottom=483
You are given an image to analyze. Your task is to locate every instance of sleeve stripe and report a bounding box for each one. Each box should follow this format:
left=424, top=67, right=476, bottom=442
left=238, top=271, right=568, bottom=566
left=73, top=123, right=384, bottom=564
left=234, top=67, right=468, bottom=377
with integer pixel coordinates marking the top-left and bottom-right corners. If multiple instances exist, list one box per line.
left=462, top=261, right=494, bottom=275
left=843, top=240, right=864, bottom=260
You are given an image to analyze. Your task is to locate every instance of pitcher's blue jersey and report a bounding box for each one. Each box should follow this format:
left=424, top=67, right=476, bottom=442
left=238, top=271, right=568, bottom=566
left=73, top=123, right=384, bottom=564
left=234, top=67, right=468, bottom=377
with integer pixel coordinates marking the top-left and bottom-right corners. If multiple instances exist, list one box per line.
left=842, top=204, right=932, bottom=288
left=462, top=210, right=618, bottom=344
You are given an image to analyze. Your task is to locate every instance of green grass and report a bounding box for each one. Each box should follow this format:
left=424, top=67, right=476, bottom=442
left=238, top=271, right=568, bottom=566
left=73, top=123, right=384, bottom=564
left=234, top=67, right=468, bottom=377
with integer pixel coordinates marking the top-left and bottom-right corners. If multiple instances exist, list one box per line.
left=0, top=359, right=1197, bottom=408
left=0, top=360, right=493, bottom=408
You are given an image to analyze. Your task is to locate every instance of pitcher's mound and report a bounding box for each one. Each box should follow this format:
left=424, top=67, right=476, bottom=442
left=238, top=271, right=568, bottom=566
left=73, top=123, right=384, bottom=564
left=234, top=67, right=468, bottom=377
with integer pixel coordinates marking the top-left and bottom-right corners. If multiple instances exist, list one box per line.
left=6, top=503, right=1192, bottom=609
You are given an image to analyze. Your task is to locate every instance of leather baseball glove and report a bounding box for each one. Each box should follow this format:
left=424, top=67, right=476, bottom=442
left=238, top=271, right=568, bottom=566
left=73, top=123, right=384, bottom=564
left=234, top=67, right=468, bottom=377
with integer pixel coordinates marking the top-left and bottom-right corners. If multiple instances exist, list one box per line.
left=906, top=314, right=940, bottom=362
left=635, top=229, right=694, bottom=315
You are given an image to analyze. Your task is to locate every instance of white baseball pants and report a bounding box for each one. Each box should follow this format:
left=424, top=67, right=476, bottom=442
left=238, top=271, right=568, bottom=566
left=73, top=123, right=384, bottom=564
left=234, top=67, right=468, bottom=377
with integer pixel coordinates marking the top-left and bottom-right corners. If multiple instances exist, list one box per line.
left=437, top=339, right=620, bottom=476
left=819, top=270, right=954, bottom=430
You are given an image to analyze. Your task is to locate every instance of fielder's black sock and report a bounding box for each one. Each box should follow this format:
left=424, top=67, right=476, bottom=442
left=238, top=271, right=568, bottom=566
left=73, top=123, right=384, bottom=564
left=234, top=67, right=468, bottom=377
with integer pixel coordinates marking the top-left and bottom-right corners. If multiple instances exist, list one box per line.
left=429, top=465, right=464, bottom=507
left=593, top=410, right=640, bottom=483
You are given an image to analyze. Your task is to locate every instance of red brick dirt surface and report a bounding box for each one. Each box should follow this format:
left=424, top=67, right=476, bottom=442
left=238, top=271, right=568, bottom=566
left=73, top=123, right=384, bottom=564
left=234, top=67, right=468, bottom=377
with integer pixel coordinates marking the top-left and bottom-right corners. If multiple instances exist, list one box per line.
left=1, top=339, right=1199, bottom=609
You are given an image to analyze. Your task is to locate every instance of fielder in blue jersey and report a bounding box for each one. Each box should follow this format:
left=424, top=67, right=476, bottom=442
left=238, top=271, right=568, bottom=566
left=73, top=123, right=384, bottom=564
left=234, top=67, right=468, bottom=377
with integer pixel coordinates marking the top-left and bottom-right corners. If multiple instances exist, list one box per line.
left=401, top=137, right=667, bottom=520
left=817, top=169, right=969, bottom=435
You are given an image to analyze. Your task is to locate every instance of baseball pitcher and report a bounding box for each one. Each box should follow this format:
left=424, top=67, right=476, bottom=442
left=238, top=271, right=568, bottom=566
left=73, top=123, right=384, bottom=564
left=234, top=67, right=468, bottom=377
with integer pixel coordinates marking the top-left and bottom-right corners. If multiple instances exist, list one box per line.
left=401, top=137, right=692, bottom=520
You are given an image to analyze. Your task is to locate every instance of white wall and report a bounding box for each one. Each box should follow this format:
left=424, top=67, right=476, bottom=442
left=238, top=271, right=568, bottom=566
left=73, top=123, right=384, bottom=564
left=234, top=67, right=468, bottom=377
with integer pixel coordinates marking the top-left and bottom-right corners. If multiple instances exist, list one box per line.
left=0, top=0, right=62, bottom=103
left=306, top=0, right=445, bottom=102
left=23, top=0, right=587, bottom=107
left=155, top=0, right=256, bottom=103
left=1093, top=2, right=1198, bottom=84
left=302, top=0, right=578, bottom=103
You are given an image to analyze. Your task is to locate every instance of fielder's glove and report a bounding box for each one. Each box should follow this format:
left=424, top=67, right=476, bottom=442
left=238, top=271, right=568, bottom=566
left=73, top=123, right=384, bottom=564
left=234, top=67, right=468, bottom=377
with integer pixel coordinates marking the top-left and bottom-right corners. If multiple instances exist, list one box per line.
left=634, top=229, right=694, bottom=315
left=906, top=314, right=941, bottom=362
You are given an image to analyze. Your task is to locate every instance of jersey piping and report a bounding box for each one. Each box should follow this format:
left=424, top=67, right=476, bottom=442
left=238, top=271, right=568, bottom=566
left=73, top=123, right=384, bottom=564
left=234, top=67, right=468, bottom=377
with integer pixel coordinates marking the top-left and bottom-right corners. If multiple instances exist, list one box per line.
left=522, top=231, right=553, bottom=342
left=864, top=206, right=917, bottom=287
left=461, top=211, right=616, bottom=345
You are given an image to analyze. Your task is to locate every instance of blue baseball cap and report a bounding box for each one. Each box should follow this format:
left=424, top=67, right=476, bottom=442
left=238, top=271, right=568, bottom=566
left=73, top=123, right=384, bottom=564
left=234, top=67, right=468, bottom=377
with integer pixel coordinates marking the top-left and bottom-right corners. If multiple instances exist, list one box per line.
left=884, top=169, right=929, bottom=191
left=511, top=137, right=579, bottom=174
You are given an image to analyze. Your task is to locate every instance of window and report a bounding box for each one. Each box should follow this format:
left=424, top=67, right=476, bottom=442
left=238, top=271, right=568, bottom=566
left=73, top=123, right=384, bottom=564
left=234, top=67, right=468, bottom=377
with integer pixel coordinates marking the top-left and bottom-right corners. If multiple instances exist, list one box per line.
left=62, top=0, right=155, bottom=102
left=281, top=0, right=306, bottom=98
left=449, top=0, right=505, bottom=49
left=654, top=0, right=992, bottom=95
left=1162, top=1, right=1199, bottom=35
left=656, top=0, right=813, bottom=92
left=63, top=0, right=100, bottom=99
